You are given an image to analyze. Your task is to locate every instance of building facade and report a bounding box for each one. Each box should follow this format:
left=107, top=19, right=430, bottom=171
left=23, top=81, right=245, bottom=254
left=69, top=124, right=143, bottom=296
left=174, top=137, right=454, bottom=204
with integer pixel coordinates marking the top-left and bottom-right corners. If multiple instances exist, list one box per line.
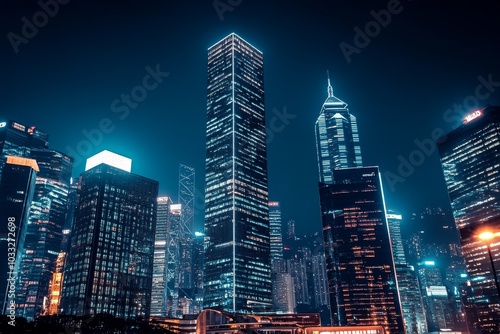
left=151, top=196, right=173, bottom=317
left=318, top=167, right=404, bottom=334
left=16, top=148, right=73, bottom=320
left=387, top=212, right=428, bottom=334
left=178, top=164, right=196, bottom=308
left=0, top=157, right=38, bottom=315
left=437, top=106, right=500, bottom=333
left=61, top=155, right=158, bottom=319
left=203, top=33, right=272, bottom=313
left=269, top=202, right=284, bottom=264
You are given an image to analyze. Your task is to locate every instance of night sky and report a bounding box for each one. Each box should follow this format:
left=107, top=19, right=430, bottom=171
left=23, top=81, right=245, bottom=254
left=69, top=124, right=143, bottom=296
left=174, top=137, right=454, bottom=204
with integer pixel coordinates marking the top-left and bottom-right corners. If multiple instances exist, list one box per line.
left=2, top=0, right=500, bottom=235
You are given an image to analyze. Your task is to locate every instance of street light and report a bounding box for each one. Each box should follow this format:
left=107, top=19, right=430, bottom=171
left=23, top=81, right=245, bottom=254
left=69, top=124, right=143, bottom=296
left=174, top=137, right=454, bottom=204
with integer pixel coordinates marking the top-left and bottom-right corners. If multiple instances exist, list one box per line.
left=478, top=231, right=500, bottom=299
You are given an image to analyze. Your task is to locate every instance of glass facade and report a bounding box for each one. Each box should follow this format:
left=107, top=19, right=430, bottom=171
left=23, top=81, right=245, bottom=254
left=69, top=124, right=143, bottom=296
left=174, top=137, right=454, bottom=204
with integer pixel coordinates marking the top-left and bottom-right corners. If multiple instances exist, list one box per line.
left=16, top=148, right=73, bottom=321
left=417, top=261, right=455, bottom=331
left=312, top=253, right=330, bottom=310
left=192, top=232, right=205, bottom=314
left=319, top=167, right=404, bottom=334
left=167, top=203, right=182, bottom=317
left=178, top=164, right=195, bottom=303
left=60, top=162, right=158, bottom=319
left=272, top=272, right=295, bottom=314
left=315, top=78, right=362, bottom=184
left=386, top=211, right=428, bottom=334
left=269, top=202, right=283, bottom=263
left=437, top=106, right=500, bottom=332
left=0, top=158, right=38, bottom=315
left=203, top=33, right=272, bottom=313
left=151, top=196, right=172, bottom=317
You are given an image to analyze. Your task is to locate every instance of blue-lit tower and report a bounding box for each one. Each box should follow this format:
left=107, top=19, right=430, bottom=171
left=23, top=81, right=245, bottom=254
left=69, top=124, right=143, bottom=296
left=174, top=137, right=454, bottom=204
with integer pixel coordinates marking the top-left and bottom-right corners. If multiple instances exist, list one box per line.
left=203, top=33, right=272, bottom=313
left=315, top=74, right=362, bottom=184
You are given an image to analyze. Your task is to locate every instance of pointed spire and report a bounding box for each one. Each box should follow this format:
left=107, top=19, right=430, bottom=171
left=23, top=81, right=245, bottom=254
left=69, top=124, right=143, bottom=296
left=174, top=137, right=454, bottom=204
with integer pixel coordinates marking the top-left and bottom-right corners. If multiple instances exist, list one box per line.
left=327, top=70, right=333, bottom=97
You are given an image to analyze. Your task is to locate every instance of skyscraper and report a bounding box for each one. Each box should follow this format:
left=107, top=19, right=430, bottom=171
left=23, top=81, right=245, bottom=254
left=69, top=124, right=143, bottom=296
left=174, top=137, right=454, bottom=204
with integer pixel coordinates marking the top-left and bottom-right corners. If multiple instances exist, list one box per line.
left=167, top=203, right=182, bottom=317
left=151, top=196, right=173, bottom=317
left=192, top=231, right=205, bottom=314
left=319, top=167, right=404, bottom=334
left=437, top=106, right=500, bottom=332
left=203, top=33, right=272, bottom=313
left=311, top=253, right=330, bottom=311
left=272, top=273, right=295, bottom=314
left=269, top=202, right=284, bottom=263
left=61, top=151, right=158, bottom=319
left=16, top=148, right=73, bottom=320
left=178, top=164, right=195, bottom=304
left=315, top=75, right=362, bottom=184
left=387, top=211, right=428, bottom=334
left=0, top=157, right=38, bottom=315
left=417, top=260, right=455, bottom=331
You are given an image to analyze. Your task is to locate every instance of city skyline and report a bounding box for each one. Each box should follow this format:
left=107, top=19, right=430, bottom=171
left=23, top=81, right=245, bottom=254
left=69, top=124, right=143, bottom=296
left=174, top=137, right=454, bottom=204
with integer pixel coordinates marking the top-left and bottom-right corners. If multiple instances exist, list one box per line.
left=2, top=0, right=500, bottom=236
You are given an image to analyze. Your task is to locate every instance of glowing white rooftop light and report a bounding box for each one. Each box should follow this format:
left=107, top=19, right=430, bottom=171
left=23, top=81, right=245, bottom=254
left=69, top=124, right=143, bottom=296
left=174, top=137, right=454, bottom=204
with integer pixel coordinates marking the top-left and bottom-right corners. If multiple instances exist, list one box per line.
left=85, top=150, right=132, bottom=173
left=170, top=203, right=182, bottom=214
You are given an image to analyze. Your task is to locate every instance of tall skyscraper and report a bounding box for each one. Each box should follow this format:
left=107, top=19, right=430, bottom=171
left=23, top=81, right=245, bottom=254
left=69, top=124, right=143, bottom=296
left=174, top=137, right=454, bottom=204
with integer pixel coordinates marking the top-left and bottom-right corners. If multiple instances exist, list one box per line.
left=269, top=202, right=284, bottom=263
left=151, top=196, right=173, bottom=317
left=167, top=203, right=182, bottom=317
left=437, top=106, right=500, bottom=332
left=178, top=164, right=195, bottom=303
left=319, top=167, right=404, bottom=334
left=387, top=211, right=428, bottom=334
left=203, top=33, right=272, bottom=313
left=192, top=231, right=205, bottom=314
left=0, top=157, right=38, bottom=315
left=315, top=75, right=362, bottom=184
left=61, top=151, right=158, bottom=319
left=311, top=253, right=330, bottom=311
left=16, top=148, right=73, bottom=320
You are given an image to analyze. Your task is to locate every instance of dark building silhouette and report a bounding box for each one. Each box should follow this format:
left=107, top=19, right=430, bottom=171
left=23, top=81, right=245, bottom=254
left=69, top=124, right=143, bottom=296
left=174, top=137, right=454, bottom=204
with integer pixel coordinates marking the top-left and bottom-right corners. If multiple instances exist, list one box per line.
left=61, top=153, right=158, bottom=319
left=319, top=167, right=404, bottom=334
left=0, top=157, right=38, bottom=315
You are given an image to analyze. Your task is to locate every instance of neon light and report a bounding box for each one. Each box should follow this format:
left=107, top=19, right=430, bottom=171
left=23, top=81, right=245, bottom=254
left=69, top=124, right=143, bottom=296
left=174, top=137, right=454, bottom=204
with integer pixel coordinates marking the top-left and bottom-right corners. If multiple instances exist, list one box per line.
left=268, top=202, right=279, bottom=207
left=170, top=204, right=182, bottom=214
left=463, top=110, right=482, bottom=124
left=12, top=122, right=26, bottom=132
